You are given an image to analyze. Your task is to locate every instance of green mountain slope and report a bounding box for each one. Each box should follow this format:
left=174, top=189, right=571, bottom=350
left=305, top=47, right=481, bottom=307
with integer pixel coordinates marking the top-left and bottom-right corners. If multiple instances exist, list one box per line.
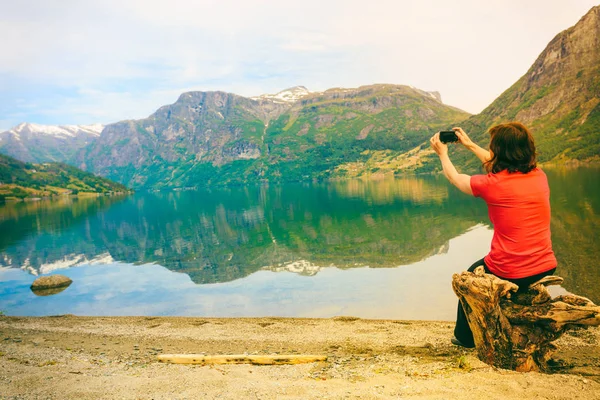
left=0, top=153, right=130, bottom=201
left=260, top=85, right=469, bottom=182
left=413, top=5, right=600, bottom=173
left=74, top=85, right=469, bottom=189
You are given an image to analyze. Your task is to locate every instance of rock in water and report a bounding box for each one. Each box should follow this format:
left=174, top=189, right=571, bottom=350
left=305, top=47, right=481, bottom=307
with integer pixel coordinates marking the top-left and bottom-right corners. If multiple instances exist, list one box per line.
left=31, top=275, right=72, bottom=294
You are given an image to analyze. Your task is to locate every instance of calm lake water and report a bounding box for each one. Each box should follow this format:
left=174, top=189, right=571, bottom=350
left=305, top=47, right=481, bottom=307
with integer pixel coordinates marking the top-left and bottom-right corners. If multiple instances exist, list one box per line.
left=0, top=167, right=598, bottom=320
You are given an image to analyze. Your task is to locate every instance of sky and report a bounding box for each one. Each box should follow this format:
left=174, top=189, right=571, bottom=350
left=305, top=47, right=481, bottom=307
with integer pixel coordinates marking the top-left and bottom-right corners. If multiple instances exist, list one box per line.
left=0, top=0, right=598, bottom=131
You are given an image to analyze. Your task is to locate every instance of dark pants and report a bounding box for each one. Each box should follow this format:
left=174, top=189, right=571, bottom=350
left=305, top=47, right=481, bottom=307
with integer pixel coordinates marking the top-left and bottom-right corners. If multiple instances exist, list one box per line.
left=454, top=258, right=556, bottom=347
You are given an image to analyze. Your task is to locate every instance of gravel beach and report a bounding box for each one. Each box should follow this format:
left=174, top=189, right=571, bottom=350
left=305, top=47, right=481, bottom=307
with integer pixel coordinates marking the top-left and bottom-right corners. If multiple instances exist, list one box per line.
left=1, top=315, right=599, bottom=399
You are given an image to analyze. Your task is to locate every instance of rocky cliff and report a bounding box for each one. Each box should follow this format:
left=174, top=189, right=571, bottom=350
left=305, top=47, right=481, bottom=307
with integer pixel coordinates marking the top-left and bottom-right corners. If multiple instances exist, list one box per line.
left=415, top=5, right=600, bottom=173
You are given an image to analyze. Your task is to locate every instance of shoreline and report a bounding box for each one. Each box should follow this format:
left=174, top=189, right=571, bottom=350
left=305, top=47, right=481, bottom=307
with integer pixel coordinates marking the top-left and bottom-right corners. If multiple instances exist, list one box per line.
left=1, top=316, right=599, bottom=399
left=0, top=190, right=131, bottom=203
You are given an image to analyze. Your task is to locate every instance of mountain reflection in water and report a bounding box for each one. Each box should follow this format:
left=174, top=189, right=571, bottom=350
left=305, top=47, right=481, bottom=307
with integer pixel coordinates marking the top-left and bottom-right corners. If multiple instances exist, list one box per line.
left=0, top=175, right=487, bottom=284
left=0, top=167, right=598, bottom=316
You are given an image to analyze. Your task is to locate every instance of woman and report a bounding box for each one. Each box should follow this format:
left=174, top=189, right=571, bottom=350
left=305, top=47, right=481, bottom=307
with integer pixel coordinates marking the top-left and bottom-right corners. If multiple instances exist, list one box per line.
left=430, top=122, right=557, bottom=348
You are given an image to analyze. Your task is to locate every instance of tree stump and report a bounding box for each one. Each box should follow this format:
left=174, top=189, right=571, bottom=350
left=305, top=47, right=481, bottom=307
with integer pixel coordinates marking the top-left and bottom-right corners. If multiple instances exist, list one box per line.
left=452, top=266, right=600, bottom=372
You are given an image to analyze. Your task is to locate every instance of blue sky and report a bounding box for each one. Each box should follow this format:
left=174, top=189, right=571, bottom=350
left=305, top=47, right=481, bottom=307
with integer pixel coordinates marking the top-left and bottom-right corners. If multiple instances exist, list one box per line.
left=0, top=0, right=598, bottom=131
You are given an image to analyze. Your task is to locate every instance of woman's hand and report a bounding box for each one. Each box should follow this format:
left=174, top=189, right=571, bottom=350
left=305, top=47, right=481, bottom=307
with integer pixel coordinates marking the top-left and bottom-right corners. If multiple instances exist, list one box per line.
left=453, top=127, right=474, bottom=149
left=430, top=132, right=448, bottom=157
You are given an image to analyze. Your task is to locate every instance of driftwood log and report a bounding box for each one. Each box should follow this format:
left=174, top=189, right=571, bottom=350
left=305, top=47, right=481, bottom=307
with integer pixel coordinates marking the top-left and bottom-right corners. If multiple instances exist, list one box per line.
left=157, top=354, right=327, bottom=365
left=452, top=266, right=600, bottom=372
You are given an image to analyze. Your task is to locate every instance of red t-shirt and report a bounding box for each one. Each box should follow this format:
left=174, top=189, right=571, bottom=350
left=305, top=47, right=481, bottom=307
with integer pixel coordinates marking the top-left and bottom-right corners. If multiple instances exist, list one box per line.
left=470, top=168, right=557, bottom=279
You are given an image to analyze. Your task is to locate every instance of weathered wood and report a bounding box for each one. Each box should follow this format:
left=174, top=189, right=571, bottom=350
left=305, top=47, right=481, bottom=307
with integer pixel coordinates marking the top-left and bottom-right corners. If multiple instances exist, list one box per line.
left=452, top=266, right=600, bottom=372
left=452, top=266, right=518, bottom=369
left=157, top=354, right=327, bottom=365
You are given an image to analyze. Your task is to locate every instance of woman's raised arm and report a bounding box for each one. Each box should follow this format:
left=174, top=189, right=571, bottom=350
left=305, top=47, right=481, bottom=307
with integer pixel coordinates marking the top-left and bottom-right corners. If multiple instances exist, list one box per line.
left=453, top=127, right=491, bottom=164
left=430, top=132, right=474, bottom=196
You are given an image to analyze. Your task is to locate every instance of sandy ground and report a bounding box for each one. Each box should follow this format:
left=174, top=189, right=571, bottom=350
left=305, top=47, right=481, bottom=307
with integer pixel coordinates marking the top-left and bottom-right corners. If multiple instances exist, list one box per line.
left=1, top=315, right=599, bottom=400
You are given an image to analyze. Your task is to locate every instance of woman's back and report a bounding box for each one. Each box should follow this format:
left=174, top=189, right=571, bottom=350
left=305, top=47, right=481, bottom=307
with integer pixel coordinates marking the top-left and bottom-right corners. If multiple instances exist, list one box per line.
left=471, top=168, right=556, bottom=279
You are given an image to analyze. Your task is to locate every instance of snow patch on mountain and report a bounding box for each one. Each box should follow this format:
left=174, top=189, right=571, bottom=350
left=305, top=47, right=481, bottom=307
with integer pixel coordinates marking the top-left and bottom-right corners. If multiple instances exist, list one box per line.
left=262, top=259, right=323, bottom=276
left=1, top=131, right=21, bottom=142
left=252, top=86, right=311, bottom=104
left=8, top=123, right=104, bottom=138
left=14, top=252, right=115, bottom=276
left=407, top=86, right=442, bottom=103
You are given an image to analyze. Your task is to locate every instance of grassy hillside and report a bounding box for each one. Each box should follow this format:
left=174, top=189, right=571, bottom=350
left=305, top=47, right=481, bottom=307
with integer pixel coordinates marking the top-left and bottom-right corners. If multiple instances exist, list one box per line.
left=0, top=153, right=130, bottom=202
left=260, top=85, right=469, bottom=182
left=168, top=86, right=469, bottom=187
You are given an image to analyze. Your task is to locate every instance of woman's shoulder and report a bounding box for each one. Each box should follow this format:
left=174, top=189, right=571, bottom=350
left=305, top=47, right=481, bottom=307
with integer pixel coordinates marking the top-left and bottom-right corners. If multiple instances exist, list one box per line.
left=473, top=167, right=545, bottom=181
left=527, top=167, right=548, bottom=179
left=478, top=168, right=547, bottom=187
left=497, top=167, right=545, bottom=178
left=533, top=167, right=546, bottom=175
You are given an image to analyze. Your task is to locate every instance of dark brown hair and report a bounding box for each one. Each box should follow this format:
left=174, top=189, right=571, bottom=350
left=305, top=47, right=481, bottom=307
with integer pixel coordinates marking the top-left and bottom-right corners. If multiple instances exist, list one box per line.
left=484, top=122, right=537, bottom=174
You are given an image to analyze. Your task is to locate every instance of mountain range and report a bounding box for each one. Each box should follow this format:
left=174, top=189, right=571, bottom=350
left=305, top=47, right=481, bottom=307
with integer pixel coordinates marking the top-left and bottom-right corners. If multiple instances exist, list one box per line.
left=1, top=5, right=598, bottom=189
left=77, top=84, right=469, bottom=188
left=0, top=123, right=103, bottom=164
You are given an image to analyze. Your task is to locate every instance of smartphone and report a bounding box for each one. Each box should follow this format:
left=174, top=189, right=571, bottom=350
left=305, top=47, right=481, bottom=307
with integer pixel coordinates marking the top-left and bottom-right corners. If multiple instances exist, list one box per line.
left=439, top=130, right=459, bottom=144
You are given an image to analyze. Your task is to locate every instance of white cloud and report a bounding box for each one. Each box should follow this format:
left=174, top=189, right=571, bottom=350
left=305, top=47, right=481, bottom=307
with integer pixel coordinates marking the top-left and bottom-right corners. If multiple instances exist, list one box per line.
left=0, top=0, right=598, bottom=129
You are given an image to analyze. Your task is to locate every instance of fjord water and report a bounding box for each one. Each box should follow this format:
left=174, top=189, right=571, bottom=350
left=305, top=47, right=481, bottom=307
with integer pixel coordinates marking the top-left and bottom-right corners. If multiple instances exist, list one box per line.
left=0, top=167, right=598, bottom=319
